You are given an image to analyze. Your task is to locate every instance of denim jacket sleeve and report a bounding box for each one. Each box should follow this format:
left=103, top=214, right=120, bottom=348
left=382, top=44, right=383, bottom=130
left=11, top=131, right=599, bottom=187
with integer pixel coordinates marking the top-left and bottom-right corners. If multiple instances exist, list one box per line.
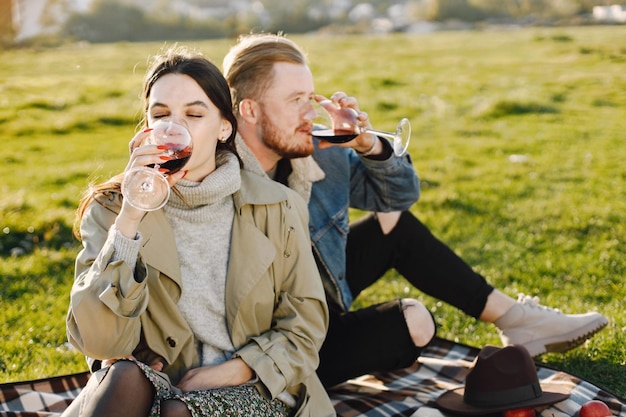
left=348, top=140, right=420, bottom=211
left=312, top=139, right=420, bottom=213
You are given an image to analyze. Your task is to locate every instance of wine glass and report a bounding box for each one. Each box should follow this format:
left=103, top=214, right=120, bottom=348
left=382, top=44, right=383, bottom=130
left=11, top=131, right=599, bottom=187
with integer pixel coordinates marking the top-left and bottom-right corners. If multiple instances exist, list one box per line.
left=121, top=120, right=193, bottom=211
left=312, top=99, right=411, bottom=156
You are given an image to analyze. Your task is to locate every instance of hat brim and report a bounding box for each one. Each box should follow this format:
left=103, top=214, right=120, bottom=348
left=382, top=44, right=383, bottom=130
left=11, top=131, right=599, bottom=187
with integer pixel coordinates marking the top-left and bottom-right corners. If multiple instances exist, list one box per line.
left=435, top=383, right=570, bottom=415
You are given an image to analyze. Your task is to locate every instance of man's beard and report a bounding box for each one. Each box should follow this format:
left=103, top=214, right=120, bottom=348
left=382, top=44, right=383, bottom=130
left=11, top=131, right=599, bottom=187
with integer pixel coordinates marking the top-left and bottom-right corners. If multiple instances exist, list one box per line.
left=259, top=112, right=314, bottom=159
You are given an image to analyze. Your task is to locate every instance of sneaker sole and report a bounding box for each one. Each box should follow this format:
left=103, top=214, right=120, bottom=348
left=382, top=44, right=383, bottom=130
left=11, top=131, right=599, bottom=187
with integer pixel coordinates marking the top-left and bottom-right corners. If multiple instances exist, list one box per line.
left=521, top=316, right=609, bottom=357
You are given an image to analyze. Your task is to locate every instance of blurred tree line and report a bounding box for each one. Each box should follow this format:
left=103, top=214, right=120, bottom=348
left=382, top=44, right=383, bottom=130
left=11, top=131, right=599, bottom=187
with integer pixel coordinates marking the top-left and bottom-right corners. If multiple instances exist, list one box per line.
left=2, top=0, right=617, bottom=45
left=423, top=0, right=609, bottom=21
left=61, top=0, right=335, bottom=42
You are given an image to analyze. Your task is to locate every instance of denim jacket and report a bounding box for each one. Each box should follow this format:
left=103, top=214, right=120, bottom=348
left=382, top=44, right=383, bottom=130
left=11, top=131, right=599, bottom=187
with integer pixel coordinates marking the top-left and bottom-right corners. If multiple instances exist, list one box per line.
left=237, top=135, right=420, bottom=311
left=308, top=140, right=420, bottom=310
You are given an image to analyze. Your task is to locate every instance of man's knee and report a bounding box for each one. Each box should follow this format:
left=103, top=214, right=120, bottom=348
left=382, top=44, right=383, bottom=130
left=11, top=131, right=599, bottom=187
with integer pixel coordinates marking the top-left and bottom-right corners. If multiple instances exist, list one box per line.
left=375, top=211, right=403, bottom=235
left=401, top=298, right=436, bottom=347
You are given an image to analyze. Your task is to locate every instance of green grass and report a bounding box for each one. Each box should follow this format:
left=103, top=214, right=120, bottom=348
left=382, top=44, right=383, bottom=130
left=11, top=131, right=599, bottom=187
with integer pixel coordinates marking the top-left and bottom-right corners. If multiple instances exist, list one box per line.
left=1, top=27, right=624, bottom=397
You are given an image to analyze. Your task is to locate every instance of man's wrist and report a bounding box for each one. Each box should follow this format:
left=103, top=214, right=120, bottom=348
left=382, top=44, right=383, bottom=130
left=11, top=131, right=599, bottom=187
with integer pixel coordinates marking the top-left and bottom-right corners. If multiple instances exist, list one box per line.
left=356, top=136, right=379, bottom=156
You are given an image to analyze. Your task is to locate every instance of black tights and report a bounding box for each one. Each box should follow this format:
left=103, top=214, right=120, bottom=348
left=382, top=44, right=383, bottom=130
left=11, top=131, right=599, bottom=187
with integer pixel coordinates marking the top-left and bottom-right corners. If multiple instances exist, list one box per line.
left=62, top=361, right=190, bottom=417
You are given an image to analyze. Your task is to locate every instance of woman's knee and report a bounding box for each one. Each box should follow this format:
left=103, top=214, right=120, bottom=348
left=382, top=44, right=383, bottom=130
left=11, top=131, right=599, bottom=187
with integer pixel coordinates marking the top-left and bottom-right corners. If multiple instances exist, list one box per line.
left=103, top=361, right=154, bottom=401
left=106, top=360, right=147, bottom=383
left=78, top=361, right=154, bottom=417
left=160, top=399, right=192, bottom=417
left=401, top=298, right=436, bottom=347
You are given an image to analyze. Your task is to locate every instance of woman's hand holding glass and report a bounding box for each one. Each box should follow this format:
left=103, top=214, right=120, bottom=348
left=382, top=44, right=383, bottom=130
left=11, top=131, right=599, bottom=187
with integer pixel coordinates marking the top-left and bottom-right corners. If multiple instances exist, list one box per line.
left=122, top=120, right=193, bottom=212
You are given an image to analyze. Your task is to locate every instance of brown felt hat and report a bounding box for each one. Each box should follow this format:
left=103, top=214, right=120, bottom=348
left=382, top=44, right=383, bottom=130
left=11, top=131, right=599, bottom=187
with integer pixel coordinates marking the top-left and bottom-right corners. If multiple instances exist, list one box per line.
left=436, top=345, right=570, bottom=415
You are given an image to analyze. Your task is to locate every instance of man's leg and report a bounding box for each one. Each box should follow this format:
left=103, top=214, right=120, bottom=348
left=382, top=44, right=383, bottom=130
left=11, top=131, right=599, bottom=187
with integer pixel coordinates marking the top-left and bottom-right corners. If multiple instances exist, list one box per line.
left=346, top=212, right=493, bottom=318
left=316, top=299, right=435, bottom=388
left=375, top=212, right=516, bottom=320
left=361, top=211, right=608, bottom=356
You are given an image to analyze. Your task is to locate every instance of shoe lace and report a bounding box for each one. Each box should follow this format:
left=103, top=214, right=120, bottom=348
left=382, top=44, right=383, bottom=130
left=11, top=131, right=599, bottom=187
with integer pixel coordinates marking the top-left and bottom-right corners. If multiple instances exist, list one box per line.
left=516, top=293, right=562, bottom=313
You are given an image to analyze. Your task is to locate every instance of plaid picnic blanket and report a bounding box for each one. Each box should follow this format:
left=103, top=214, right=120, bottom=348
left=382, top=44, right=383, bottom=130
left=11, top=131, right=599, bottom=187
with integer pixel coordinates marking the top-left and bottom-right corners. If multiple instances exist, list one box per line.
left=1, top=337, right=624, bottom=416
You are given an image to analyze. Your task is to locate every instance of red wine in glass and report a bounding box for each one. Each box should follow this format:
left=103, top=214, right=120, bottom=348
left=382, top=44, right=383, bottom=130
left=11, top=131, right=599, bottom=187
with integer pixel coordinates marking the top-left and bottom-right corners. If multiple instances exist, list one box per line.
left=313, top=99, right=411, bottom=156
left=148, top=144, right=192, bottom=173
left=312, top=129, right=358, bottom=143
left=122, top=121, right=193, bottom=211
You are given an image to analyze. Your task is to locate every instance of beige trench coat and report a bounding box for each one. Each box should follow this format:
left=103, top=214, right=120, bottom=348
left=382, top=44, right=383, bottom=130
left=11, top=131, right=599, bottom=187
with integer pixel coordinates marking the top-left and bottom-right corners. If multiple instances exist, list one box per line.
left=66, top=169, right=335, bottom=416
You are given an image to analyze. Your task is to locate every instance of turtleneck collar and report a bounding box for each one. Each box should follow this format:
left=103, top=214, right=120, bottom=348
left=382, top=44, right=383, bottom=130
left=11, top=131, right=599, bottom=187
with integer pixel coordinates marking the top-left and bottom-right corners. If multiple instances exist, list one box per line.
left=166, top=151, right=241, bottom=211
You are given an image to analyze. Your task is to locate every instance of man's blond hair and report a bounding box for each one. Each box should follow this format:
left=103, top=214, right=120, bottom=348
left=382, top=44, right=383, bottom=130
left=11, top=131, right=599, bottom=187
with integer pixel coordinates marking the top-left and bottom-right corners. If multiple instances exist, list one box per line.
left=223, top=33, right=308, bottom=112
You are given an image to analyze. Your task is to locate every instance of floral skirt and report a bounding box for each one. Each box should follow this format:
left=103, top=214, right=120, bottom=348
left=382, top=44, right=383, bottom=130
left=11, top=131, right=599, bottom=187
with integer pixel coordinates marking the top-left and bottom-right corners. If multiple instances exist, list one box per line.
left=131, top=361, right=292, bottom=417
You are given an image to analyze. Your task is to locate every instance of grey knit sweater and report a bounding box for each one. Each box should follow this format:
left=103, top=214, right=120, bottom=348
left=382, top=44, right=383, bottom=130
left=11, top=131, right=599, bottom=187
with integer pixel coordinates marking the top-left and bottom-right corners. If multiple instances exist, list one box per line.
left=164, top=152, right=241, bottom=366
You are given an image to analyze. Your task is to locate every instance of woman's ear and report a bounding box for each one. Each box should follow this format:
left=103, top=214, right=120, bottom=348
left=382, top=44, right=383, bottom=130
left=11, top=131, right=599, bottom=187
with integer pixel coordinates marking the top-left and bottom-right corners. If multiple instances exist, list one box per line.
left=220, top=119, right=233, bottom=140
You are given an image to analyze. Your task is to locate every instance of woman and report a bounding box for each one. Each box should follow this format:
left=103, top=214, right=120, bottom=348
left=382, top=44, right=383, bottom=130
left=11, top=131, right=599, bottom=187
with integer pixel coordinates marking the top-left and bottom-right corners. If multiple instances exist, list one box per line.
left=63, top=47, right=333, bottom=417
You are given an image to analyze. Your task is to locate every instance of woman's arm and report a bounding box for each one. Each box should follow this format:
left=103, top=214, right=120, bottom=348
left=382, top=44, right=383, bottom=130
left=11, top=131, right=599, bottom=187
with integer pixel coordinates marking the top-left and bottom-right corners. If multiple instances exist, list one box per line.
left=67, top=197, right=149, bottom=360
left=176, top=358, right=254, bottom=392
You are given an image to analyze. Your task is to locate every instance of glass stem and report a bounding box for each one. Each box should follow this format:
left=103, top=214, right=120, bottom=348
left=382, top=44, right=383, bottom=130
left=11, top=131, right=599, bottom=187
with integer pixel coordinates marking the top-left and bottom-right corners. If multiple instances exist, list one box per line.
left=363, top=128, right=396, bottom=142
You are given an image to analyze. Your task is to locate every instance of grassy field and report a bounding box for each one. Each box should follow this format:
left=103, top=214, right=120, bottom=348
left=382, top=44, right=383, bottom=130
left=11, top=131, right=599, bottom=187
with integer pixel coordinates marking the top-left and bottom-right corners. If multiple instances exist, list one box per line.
left=1, top=26, right=624, bottom=397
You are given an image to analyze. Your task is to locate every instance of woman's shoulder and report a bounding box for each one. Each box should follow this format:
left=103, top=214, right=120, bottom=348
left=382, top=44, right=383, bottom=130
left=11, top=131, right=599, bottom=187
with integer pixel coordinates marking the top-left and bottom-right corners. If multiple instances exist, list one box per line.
left=238, top=170, right=309, bottom=221
left=81, top=183, right=123, bottom=220
left=239, top=170, right=305, bottom=206
left=74, top=183, right=123, bottom=240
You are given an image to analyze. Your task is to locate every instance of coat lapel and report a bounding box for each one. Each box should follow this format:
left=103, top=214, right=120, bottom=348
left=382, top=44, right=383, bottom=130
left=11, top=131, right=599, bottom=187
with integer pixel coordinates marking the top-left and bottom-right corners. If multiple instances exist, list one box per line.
left=138, top=210, right=182, bottom=289
left=225, top=171, right=283, bottom=345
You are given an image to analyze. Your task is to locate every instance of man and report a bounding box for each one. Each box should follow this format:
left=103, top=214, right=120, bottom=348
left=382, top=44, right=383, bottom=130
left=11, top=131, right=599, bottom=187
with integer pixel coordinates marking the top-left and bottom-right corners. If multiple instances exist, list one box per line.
left=222, top=33, right=608, bottom=388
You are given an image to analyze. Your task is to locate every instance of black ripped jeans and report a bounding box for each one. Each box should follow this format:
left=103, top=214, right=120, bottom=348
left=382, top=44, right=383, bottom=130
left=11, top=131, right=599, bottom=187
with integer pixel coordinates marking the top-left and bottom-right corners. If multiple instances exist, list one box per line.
left=317, top=211, right=493, bottom=387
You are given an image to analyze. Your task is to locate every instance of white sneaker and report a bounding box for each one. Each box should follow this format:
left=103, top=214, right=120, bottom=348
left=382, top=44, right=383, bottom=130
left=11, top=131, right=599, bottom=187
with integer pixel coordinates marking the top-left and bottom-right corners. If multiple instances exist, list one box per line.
left=495, top=294, right=608, bottom=357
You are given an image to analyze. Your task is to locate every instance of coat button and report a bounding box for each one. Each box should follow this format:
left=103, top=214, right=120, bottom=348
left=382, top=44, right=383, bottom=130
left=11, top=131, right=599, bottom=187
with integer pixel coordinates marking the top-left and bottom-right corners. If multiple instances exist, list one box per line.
left=166, top=337, right=177, bottom=347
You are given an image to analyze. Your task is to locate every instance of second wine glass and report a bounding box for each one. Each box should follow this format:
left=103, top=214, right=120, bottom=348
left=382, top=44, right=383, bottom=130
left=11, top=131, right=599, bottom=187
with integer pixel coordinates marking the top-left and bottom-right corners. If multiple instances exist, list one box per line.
left=312, top=99, right=411, bottom=156
left=121, top=120, right=193, bottom=211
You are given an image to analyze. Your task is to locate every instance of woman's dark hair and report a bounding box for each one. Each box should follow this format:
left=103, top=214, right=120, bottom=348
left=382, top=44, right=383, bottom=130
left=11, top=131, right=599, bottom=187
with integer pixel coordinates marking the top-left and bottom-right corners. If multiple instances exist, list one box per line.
left=74, top=47, right=240, bottom=239
left=142, top=48, right=239, bottom=156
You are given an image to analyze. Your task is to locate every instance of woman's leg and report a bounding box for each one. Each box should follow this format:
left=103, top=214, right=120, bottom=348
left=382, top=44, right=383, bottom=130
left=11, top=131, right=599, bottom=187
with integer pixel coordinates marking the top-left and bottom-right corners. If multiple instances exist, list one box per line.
left=160, top=399, right=192, bottom=417
left=80, top=361, right=154, bottom=417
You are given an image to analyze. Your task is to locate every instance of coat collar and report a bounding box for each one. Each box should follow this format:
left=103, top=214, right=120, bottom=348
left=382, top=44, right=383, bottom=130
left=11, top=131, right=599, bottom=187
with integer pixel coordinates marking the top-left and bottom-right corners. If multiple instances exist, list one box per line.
left=233, top=169, right=289, bottom=209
